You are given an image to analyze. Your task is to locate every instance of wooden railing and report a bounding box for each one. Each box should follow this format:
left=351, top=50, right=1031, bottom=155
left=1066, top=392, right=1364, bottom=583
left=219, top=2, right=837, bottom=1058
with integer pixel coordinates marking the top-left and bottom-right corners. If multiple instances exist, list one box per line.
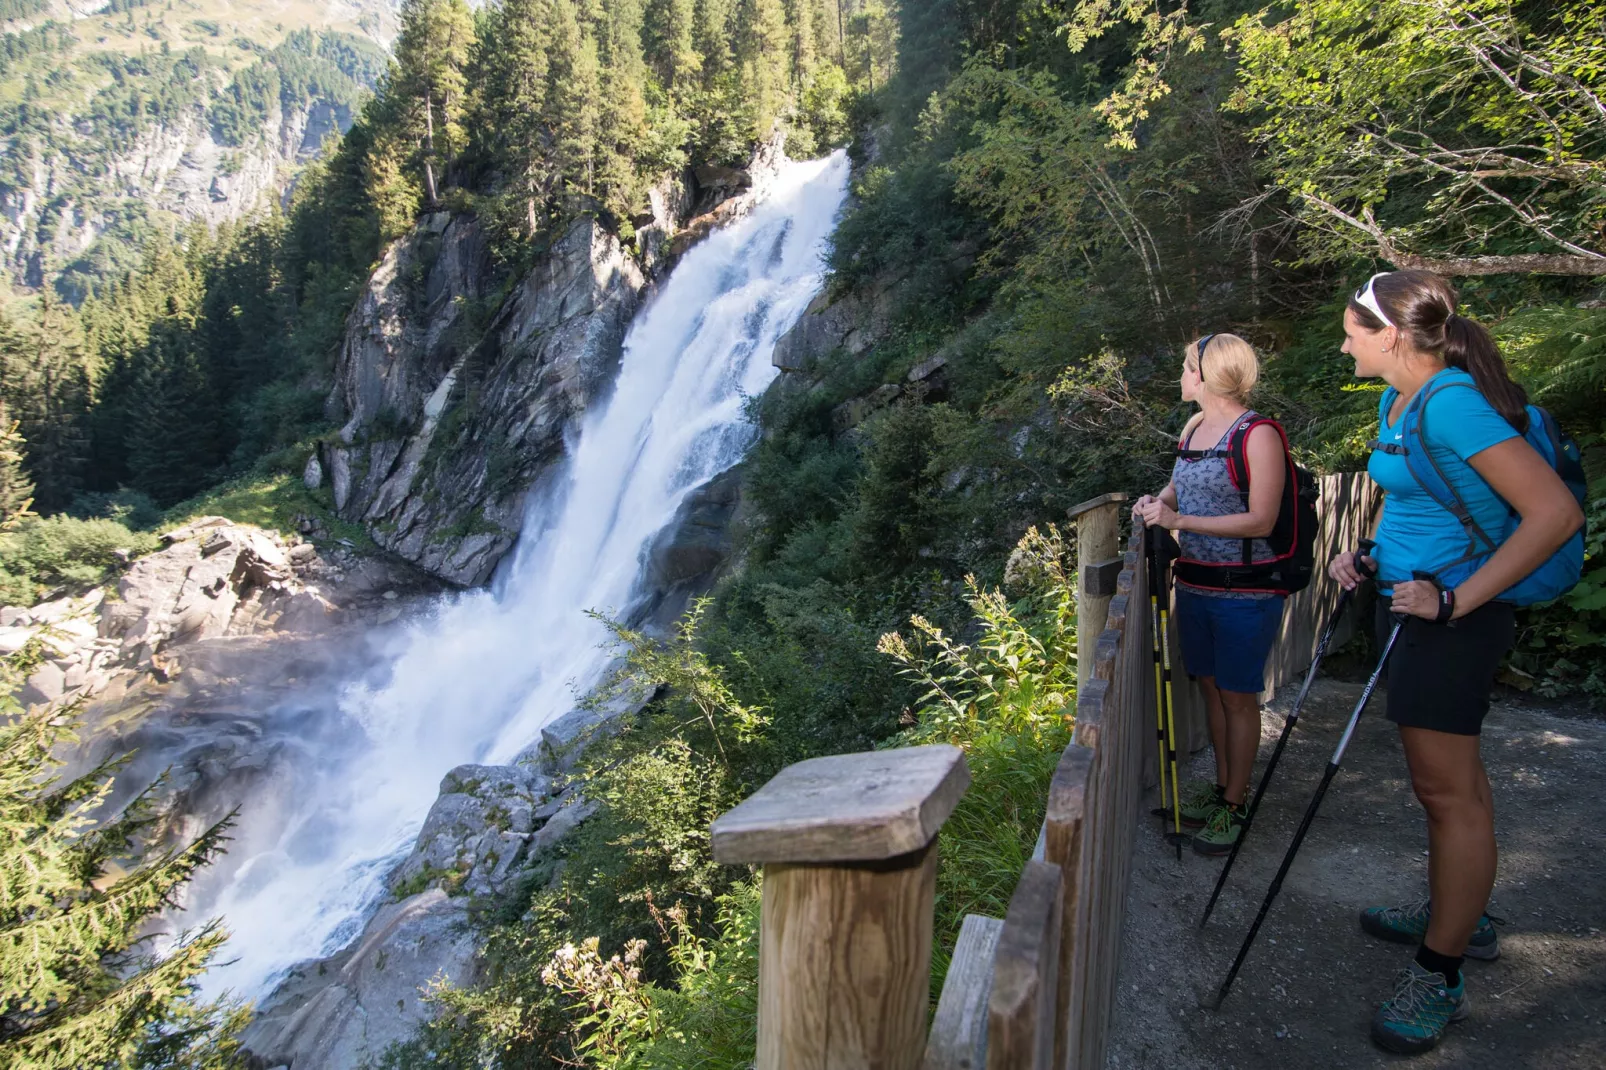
left=709, top=474, right=1380, bottom=1070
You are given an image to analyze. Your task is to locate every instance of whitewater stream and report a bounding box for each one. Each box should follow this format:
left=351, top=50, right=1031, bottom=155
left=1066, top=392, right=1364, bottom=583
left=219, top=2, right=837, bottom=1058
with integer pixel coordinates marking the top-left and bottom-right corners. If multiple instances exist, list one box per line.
left=192, top=151, right=851, bottom=1000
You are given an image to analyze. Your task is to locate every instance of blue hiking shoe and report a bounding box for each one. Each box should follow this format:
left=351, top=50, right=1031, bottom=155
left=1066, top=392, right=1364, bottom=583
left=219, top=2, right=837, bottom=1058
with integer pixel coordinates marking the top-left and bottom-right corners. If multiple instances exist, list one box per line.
left=1359, top=899, right=1501, bottom=961
left=1371, top=961, right=1469, bottom=1054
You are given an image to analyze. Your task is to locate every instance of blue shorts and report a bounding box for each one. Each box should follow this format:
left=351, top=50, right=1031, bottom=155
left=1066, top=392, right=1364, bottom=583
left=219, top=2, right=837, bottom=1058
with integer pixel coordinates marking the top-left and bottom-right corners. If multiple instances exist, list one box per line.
left=1173, top=586, right=1285, bottom=695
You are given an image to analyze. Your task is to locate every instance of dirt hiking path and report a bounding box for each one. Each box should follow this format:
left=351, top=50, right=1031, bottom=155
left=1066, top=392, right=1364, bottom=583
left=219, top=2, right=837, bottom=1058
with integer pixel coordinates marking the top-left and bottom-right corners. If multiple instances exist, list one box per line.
left=1107, top=679, right=1606, bottom=1069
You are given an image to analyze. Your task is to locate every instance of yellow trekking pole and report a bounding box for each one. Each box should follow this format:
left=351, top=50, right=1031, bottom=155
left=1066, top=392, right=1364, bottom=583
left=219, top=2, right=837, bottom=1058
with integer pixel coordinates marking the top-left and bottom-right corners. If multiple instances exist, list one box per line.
left=1145, top=524, right=1171, bottom=829
left=1157, top=559, right=1185, bottom=860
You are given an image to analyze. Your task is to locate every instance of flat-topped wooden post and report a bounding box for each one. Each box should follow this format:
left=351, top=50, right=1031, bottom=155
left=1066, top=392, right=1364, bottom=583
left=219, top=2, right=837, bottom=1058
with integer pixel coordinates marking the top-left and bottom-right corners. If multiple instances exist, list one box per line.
left=1066, top=492, right=1127, bottom=692
left=712, top=745, right=971, bottom=1070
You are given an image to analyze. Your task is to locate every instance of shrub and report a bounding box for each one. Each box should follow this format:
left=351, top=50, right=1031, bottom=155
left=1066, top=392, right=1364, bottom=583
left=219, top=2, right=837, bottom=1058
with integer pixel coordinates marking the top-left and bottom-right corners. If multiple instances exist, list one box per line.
left=0, top=514, right=159, bottom=606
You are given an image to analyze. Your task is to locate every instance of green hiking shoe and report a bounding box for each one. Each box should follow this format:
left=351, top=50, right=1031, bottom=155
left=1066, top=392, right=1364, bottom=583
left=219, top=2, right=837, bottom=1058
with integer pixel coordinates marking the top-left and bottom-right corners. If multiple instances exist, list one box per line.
left=1371, top=961, right=1469, bottom=1055
left=1177, top=781, right=1222, bottom=828
left=1359, top=899, right=1501, bottom=961
left=1191, top=803, right=1245, bottom=856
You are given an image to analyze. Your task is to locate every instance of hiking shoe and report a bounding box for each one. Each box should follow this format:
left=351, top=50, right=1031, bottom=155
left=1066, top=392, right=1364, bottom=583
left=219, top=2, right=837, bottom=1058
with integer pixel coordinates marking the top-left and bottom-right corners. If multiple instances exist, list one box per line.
left=1177, top=781, right=1222, bottom=828
left=1191, top=803, right=1245, bottom=856
left=1370, top=961, right=1469, bottom=1054
left=1359, top=899, right=1501, bottom=961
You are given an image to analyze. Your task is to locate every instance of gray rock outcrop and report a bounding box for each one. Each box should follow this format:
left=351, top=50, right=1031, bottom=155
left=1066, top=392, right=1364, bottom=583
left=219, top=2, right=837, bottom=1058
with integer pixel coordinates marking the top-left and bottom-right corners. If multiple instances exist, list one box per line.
left=324, top=215, right=648, bottom=586
left=239, top=888, right=477, bottom=1070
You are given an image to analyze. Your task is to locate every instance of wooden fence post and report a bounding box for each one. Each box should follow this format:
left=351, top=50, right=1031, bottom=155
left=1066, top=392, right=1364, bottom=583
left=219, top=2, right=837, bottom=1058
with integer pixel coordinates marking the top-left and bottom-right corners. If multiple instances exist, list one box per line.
left=711, top=745, right=971, bottom=1070
left=987, top=860, right=1064, bottom=1070
left=1066, top=493, right=1127, bottom=692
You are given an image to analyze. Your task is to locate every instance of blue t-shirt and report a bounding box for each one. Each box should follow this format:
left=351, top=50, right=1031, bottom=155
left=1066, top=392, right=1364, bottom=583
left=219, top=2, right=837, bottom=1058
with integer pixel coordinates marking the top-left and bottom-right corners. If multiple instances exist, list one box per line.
left=1368, top=368, right=1521, bottom=591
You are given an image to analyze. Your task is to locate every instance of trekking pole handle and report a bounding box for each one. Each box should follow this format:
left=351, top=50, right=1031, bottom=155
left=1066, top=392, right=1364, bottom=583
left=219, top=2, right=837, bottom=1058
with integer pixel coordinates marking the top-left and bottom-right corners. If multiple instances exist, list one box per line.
left=1354, top=537, right=1378, bottom=579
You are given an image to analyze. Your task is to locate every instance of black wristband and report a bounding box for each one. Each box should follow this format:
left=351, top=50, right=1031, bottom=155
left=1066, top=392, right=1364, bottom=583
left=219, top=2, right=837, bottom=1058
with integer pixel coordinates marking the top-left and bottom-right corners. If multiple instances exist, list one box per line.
left=1434, top=586, right=1456, bottom=625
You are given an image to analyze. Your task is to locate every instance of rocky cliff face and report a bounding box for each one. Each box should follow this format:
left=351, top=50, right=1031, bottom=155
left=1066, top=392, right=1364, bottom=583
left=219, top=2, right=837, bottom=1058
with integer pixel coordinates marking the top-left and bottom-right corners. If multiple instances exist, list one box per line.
left=321, top=212, right=649, bottom=586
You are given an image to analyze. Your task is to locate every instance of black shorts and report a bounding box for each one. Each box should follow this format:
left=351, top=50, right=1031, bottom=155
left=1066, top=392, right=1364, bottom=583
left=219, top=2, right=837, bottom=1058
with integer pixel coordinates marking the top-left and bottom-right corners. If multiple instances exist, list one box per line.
left=1375, top=597, right=1516, bottom=736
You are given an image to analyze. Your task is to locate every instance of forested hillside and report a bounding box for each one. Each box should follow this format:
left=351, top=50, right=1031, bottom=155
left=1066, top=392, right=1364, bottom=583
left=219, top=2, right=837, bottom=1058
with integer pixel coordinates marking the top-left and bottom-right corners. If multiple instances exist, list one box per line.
left=1, top=0, right=1603, bottom=1066
left=0, top=0, right=393, bottom=298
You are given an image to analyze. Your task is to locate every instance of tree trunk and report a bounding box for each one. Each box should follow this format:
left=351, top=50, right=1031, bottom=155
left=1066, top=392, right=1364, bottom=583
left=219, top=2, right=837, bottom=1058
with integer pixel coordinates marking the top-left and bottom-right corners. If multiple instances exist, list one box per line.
left=422, top=97, right=440, bottom=207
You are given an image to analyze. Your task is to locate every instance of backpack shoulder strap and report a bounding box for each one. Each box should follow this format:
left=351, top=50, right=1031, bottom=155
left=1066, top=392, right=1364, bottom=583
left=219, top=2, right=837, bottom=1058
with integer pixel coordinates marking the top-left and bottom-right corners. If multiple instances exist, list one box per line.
left=1224, top=413, right=1286, bottom=493
left=1225, top=414, right=1288, bottom=565
left=1402, top=378, right=1499, bottom=552
left=1368, top=387, right=1406, bottom=454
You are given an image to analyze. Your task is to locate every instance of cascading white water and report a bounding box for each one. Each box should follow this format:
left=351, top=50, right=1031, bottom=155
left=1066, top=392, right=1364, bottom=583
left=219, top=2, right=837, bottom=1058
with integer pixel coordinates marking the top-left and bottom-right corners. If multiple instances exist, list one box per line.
left=195, top=151, right=851, bottom=1000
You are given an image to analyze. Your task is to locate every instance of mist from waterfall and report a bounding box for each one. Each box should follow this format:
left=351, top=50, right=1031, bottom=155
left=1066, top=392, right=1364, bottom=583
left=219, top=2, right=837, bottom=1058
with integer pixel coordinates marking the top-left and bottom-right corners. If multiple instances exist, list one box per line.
left=193, top=151, right=851, bottom=1000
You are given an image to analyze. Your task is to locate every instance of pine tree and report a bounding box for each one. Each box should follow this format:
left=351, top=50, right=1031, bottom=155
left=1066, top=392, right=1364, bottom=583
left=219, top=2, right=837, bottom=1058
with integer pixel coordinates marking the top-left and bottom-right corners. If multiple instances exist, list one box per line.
left=0, top=654, right=247, bottom=1068
left=734, top=0, right=789, bottom=139
left=0, top=295, right=92, bottom=514
left=643, top=0, right=700, bottom=88
left=692, top=0, right=735, bottom=82
left=546, top=0, right=604, bottom=202
left=594, top=0, right=651, bottom=216
left=474, top=0, right=556, bottom=236
left=392, top=0, right=477, bottom=207
left=0, top=401, right=33, bottom=530
left=783, top=0, right=816, bottom=88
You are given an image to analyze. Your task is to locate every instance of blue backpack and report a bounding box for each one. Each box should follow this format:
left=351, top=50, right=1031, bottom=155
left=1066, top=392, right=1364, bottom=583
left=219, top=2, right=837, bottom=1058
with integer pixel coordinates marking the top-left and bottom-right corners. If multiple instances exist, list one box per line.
left=1372, top=378, right=1587, bottom=605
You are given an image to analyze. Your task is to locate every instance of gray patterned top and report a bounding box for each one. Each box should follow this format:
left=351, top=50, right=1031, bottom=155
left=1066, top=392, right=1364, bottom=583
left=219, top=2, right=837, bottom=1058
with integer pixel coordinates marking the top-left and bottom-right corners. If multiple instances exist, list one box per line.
left=1171, top=413, right=1277, bottom=601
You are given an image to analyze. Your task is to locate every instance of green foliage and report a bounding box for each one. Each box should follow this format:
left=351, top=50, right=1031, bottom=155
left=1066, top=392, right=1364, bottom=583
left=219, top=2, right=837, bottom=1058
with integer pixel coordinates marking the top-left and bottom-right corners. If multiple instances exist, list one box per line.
left=876, top=524, right=1077, bottom=985
left=0, top=402, right=33, bottom=529
left=1512, top=476, right=1606, bottom=696
left=0, top=514, right=159, bottom=606
left=0, top=649, right=245, bottom=1068
left=1228, top=0, right=1606, bottom=269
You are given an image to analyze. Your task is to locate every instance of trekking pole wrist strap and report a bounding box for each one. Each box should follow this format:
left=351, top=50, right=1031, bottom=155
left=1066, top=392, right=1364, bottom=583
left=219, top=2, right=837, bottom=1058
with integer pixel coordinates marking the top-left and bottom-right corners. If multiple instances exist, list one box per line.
left=1411, top=569, right=1456, bottom=625
left=1435, top=586, right=1456, bottom=624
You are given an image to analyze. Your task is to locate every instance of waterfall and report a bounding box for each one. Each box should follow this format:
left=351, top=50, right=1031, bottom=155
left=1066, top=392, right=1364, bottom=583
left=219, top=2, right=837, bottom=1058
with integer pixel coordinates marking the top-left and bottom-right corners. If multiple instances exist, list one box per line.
left=195, top=151, right=851, bottom=1000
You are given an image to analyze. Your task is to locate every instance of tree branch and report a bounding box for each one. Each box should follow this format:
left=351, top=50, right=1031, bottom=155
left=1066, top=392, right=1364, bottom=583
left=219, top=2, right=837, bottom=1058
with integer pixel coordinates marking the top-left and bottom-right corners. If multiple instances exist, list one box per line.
left=1300, top=193, right=1606, bottom=276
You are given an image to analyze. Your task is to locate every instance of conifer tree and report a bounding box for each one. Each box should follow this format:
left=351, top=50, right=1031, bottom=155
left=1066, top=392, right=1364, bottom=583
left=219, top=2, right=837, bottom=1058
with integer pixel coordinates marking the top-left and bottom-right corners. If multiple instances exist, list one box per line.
left=392, top=0, right=477, bottom=207
left=594, top=0, right=652, bottom=215
left=783, top=0, right=816, bottom=88
left=0, top=294, right=91, bottom=514
left=0, top=401, right=33, bottom=529
left=0, top=654, right=246, bottom=1069
left=546, top=0, right=604, bottom=201
left=692, top=0, right=735, bottom=82
left=475, top=0, right=555, bottom=236
left=734, top=0, right=789, bottom=139
left=643, top=0, right=700, bottom=88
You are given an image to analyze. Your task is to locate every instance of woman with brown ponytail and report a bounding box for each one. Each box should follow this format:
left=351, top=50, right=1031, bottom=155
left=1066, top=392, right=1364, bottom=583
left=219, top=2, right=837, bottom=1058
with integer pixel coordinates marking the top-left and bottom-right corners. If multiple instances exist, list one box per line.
left=1329, top=269, right=1583, bottom=1055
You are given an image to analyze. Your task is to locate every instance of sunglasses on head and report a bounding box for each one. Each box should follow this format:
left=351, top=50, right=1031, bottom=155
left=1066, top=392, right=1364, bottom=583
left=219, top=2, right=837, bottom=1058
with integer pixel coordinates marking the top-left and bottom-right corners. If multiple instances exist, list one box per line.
left=1353, top=273, right=1395, bottom=328
left=1193, top=333, right=1216, bottom=375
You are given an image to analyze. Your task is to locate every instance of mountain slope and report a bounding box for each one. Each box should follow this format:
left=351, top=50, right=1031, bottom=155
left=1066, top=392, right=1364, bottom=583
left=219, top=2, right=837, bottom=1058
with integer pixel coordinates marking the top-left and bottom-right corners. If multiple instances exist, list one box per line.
left=0, top=0, right=394, bottom=300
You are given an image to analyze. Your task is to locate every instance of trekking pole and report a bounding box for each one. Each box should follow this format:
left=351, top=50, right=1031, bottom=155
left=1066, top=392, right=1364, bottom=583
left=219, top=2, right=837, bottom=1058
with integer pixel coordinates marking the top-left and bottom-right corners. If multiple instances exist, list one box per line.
left=1145, top=523, right=1173, bottom=834
left=1198, top=539, right=1377, bottom=927
left=1152, top=525, right=1187, bottom=858
left=1210, top=603, right=1407, bottom=1011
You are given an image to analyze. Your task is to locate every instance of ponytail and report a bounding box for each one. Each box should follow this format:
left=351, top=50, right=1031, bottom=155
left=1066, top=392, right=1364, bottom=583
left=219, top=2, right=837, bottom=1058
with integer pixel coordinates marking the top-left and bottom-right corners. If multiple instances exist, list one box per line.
left=1362, top=270, right=1530, bottom=433
left=1444, top=313, right=1528, bottom=433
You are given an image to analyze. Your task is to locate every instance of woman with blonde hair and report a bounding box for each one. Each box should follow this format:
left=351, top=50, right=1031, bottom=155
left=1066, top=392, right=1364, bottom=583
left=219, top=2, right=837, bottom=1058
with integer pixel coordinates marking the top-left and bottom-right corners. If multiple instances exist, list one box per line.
left=1133, top=333, right=1290, bottom=855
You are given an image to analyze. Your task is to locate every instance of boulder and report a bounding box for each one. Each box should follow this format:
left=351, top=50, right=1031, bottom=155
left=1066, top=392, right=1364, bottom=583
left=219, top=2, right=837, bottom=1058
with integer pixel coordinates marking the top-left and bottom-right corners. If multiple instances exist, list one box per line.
left=832, top=382, right=903, bottom=431
left=302, top=453, right=323, bottom=490
left=646, top=466, right=743, bottom=589
left=388, top=763, right=553, bottom=898
left=539, top=702, right=633, bottom=772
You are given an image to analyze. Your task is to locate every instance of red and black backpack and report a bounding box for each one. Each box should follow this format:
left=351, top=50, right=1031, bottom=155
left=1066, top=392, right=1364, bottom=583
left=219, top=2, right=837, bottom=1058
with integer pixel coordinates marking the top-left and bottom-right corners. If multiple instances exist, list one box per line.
left=1172, top=414, right=1318, bottom=595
